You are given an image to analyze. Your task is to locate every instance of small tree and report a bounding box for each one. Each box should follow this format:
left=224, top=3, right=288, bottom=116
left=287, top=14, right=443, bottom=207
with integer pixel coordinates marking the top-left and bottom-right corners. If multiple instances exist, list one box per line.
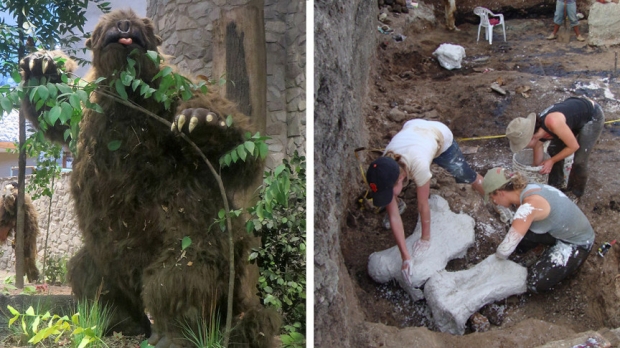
left=0, top=0, right=110, bottom=288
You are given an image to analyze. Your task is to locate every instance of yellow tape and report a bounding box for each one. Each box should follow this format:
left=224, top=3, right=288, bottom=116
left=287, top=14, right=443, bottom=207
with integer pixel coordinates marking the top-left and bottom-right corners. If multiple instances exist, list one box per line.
left=457, top=118, right=620, bottom=142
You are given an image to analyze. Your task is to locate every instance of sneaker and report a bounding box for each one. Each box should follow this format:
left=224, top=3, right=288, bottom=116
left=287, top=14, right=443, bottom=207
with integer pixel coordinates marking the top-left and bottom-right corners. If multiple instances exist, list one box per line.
left=546, top=33, right=557, bottom=40
left=576, top=35, right=586, bottom=42
left=382, top=199, right=406, bottom=229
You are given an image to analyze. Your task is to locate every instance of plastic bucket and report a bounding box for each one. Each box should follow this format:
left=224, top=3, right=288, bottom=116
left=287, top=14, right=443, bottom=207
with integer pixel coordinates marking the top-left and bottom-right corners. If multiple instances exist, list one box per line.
left=512, top=149, right=550, bottom=184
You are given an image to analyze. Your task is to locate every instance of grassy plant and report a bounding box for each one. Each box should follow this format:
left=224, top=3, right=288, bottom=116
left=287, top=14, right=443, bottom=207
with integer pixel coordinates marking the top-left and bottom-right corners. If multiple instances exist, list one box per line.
left=180, top=313, right=225, bottom=348
left=72, top=298, right=114, bottom=348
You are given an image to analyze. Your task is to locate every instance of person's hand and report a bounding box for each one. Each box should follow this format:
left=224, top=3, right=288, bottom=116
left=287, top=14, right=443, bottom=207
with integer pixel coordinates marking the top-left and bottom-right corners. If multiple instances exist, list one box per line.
left=539, top=159, right=554, bottom=174
left=412, top=238, right=431, bottom=255
left=401, top=259, right=414, bottom=285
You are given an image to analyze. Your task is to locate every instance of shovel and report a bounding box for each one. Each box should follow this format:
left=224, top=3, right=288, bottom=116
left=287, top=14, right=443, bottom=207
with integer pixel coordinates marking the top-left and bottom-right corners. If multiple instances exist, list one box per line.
left=558, top=1, right=570, bottom=43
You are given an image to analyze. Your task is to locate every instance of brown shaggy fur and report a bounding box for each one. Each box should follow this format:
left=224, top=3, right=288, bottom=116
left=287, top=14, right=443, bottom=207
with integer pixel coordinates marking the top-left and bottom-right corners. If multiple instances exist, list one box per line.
left=0, top=183, right=40, bottom=282
left=20, top=9, right=279, bottom=347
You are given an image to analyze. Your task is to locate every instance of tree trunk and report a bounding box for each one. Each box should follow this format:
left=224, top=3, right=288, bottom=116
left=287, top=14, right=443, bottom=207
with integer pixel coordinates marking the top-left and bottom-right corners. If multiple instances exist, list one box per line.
left=211, top=0, right=267, bottom=134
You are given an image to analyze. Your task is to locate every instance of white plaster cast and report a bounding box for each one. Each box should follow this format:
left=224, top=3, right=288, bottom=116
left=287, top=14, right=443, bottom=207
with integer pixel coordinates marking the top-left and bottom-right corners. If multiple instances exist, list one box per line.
left=424, top=254, right=527, bottom=335
left=367, top=195, right=475, bottom=301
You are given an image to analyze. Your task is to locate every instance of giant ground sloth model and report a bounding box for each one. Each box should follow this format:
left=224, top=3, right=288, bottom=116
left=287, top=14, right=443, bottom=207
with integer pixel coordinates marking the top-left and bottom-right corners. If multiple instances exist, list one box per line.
left=0, top=182, right=40, bottom=283
left=20, top=8, right=279, bottom=347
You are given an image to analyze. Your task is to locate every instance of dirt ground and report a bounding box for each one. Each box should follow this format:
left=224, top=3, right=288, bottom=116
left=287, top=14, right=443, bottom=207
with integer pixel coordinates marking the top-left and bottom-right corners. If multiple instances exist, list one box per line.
left=341, top=8, right=620, bottom=341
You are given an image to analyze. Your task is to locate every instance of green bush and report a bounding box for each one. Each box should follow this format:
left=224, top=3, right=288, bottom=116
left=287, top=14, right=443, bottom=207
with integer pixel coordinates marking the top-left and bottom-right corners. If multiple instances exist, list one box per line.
left=44, top=255, right=68, bottom=285
left=247, top=152, right=306, bottom=343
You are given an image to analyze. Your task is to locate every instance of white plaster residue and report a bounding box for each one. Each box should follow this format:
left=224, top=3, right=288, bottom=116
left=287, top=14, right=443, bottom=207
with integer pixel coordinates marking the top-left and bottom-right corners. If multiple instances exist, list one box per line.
left=574, top=78, right=617, bottom=101
left=478, top=222, right=496, bottom=237
left=549, top=241, right=574, bottom=267
left=424, top=254, right=527, bottom=335
left=513, top=203, right=538, bottom=221
left=368, top=195, right=475, bottom=301
left=496, top=228, right=524, bottom=259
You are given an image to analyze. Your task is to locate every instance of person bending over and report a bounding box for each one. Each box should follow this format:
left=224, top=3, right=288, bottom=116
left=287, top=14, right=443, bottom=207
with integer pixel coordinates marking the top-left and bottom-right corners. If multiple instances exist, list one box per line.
left=483, top=167, right=594, bottom=293
left=366, top=119, right=484, bottom=285
left=506, top=96, right=604, bottom=200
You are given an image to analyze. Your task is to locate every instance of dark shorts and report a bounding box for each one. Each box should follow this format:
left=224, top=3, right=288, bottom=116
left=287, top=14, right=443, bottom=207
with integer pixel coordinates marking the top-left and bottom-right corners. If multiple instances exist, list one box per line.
left=433, top=140, right=478, bottom=184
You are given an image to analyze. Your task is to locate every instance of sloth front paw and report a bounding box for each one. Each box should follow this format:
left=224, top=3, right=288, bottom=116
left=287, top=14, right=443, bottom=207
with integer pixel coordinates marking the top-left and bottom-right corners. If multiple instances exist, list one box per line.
left=171, top=108, right=227, bottom=135
left=20, top=51, right=61, bottom=82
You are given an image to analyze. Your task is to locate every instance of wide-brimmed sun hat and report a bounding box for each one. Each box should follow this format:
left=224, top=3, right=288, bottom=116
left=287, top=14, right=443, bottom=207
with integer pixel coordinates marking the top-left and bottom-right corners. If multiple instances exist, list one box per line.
left=482, top=167, right=510, bottom=202
left=506, top=113, right=536, bottom=153
left=366, top=157, right=400, bottom=208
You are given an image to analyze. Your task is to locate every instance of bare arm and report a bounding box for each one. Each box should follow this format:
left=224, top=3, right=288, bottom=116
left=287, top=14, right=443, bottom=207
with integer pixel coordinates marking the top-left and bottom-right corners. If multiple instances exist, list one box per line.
left=539, top=112, right=580, bottom=174
left=387, top=195, right=411, bottom=263
left=496, top=195, right=549, bottom=259
left=530, top=136, right=546, bottom=166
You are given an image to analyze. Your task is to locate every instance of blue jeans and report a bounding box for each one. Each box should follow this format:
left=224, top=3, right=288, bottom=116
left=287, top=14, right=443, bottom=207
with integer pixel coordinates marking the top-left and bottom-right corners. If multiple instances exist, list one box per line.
left=554, top=0, right=578, bottom=28
left=432, top=140, right=478, bottom=184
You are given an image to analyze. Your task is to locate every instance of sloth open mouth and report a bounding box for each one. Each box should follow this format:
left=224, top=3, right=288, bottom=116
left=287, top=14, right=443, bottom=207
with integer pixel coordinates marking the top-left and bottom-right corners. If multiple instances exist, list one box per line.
left=102, top=31, right=146, bottom=49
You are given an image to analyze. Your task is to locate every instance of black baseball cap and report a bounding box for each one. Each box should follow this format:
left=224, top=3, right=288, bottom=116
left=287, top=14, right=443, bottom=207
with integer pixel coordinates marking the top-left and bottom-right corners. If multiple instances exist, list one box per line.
left=366, top=157, right=400, bottom=208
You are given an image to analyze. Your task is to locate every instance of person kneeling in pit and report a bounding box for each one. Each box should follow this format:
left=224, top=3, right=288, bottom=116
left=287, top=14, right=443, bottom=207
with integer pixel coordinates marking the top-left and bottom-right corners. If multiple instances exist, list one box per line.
left=365, top=119, right=485, bottom=286
left=483, top=167, right=594, bottom=293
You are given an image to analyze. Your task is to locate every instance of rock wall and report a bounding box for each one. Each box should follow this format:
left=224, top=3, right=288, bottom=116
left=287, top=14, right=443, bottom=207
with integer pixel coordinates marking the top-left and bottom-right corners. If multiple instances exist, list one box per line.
left=147, top=0, right=306, bottom=169
left=314, top=1, right=377, bottom=346
left=0, top=174, right=81, bottom=273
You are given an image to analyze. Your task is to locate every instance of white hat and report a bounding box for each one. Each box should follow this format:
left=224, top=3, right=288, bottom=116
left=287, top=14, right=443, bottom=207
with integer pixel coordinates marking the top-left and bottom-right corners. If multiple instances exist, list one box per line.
left=506, top=113, right=536, bottom=153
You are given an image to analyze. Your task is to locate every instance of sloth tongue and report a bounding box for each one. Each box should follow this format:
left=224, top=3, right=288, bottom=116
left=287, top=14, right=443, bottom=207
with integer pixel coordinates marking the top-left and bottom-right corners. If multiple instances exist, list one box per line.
left=118, top=37, right=133, bottom=45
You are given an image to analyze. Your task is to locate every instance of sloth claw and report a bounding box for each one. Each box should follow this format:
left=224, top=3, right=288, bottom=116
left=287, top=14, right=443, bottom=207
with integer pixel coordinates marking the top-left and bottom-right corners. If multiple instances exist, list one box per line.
left=188, top=116, right=199, bottom=133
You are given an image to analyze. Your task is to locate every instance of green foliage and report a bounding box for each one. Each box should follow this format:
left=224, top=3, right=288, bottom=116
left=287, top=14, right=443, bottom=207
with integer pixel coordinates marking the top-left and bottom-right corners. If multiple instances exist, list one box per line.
left=109, top=49, right=206, bottom=111
left=44, top=255, right=68, bottom=285
left=6, top=301, right=52, bottom=345
left=180, top=312, right=225, bottom=348
left=0, top=0, right=109, bottom=78
left=1, top=276, right=39, bottom=295
left=247, top=152, right=306, bottom=341
left=0, top=1, right=105, bottom=204
left=219, top=131, right=269, bottom=168
left=5, top=299, right=112, bottom=348
left=181, top=236, right=192, bottom=250
left=215, top=207, right=243, bottom=232
left=280, top=323, right=306, bottom=348
left=72, top=299, right=114, bottom=348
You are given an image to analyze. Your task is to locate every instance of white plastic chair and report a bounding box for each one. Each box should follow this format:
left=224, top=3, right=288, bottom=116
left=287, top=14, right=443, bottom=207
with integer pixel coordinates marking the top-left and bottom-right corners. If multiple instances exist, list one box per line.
left=474, top=7, right=506, bottom=45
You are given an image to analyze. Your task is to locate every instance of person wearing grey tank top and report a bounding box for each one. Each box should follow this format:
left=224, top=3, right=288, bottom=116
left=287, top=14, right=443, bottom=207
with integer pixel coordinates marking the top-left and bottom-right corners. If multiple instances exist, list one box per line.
left=483, top=168, right=594, bottom=293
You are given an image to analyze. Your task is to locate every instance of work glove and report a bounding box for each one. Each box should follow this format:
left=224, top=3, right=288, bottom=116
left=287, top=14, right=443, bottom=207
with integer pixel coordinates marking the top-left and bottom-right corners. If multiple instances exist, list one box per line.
left=412, top=238, right=430, bottom=255
left=401, top=259, right=414, bottom=286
